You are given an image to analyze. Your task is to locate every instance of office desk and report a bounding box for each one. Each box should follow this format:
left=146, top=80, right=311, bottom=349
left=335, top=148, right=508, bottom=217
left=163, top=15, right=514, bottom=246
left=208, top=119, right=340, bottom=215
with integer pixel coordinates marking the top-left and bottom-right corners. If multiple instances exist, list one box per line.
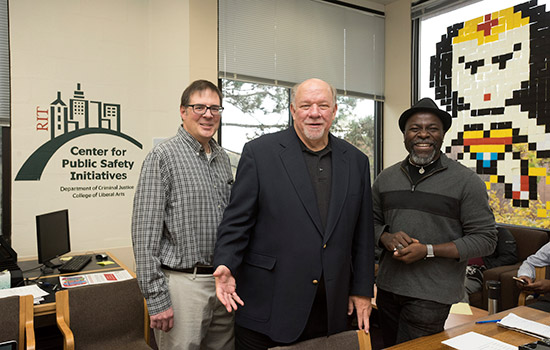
left=444, top=305, right=488, bottom=329
left=372, top=284, right=489, bottom=330
left=386, top=306, right=550, bottom=349
left=18, top=251, right=134, bottom=316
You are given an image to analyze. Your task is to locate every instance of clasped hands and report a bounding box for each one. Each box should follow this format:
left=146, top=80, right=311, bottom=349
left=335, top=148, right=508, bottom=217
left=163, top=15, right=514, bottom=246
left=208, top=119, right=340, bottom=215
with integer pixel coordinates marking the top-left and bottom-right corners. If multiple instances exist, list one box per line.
left=380, top=231, right=426, bottom=264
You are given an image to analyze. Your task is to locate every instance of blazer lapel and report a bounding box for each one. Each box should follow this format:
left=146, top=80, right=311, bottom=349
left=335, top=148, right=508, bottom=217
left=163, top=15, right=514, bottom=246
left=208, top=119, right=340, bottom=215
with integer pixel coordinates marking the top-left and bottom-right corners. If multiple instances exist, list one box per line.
left=324, top=137, right=349, bottom=241
left=279, top=130, right=324, bottom=235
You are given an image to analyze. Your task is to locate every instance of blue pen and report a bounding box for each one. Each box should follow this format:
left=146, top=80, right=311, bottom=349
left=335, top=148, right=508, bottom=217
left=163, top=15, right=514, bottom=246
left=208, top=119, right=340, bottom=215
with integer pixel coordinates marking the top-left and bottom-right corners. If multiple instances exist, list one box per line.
left=475, top=319, right=501, bottom=324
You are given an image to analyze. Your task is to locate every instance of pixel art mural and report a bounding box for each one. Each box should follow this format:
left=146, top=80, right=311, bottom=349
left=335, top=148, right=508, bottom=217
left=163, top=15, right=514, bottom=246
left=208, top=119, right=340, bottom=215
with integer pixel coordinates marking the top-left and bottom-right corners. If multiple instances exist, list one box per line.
left=430, top=0, right=550, bottom=227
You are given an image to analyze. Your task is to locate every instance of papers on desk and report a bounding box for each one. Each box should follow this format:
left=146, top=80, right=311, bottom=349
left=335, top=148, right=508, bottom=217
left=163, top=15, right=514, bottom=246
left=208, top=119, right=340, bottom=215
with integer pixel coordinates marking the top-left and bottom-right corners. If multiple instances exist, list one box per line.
left=442, top=331, right=516, bottom=350
left=59, top=270, right=133, bottom=289
left=443, top=313, right=550, bottom=350
left=497, top=313, right=550, bottom=339
left=0, top=284, right=49, bottom=304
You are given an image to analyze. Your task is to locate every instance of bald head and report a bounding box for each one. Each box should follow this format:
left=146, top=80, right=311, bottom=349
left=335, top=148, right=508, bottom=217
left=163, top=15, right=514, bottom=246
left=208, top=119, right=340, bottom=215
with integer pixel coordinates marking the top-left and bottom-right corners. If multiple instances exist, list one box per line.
left=289, top=78, right=338, bottom=151
left=291, top=78, right=337, bottom=108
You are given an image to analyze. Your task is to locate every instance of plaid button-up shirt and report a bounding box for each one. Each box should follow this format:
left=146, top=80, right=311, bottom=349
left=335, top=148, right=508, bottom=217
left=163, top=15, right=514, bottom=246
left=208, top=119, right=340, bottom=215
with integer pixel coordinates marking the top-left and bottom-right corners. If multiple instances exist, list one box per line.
left=131, top=126, right=233, bottom=315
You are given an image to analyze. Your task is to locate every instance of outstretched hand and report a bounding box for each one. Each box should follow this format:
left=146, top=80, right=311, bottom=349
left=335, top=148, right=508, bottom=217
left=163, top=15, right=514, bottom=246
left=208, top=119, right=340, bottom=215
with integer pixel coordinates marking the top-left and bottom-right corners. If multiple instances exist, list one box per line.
left=214, top=265, right=244, bottom=312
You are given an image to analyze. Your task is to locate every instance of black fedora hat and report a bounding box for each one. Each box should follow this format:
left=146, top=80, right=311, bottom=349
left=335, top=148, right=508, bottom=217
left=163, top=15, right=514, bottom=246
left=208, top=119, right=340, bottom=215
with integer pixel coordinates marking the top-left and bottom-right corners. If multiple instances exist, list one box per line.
left=398, top=97, right=452, bottom=132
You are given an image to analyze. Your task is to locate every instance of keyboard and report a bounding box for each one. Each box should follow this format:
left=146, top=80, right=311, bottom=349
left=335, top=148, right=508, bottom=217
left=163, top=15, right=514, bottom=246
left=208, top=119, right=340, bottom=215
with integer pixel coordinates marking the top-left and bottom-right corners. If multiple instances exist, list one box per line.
left=58, top=254, right=92, bottom=273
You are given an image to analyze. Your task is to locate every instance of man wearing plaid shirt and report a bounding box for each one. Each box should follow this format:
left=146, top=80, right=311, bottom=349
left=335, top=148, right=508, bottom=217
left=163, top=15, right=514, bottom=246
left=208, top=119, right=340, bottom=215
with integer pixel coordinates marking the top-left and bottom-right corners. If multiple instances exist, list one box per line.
left=132, top=80, right=234, bottom=350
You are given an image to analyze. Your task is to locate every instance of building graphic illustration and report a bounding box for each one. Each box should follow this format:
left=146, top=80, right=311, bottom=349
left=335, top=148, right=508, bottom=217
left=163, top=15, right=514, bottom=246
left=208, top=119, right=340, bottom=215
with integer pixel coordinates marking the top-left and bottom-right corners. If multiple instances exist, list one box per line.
left=16, top=83, right=142, bottom=181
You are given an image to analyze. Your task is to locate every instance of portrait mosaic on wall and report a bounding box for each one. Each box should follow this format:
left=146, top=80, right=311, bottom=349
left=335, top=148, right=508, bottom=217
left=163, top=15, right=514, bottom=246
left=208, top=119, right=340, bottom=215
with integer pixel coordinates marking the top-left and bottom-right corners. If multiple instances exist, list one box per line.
left=430, top=0, right=550, bottom=227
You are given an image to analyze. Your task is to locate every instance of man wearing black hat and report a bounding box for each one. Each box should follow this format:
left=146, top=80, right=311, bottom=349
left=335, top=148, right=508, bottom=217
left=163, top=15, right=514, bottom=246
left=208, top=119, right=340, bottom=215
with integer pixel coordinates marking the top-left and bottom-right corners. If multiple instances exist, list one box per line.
left=372, top=97, right=497, bottom=346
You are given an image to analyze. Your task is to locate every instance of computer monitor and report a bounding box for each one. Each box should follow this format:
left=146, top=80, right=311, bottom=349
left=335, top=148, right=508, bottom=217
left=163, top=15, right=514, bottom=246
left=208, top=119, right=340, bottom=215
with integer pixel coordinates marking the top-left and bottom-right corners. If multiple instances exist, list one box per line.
left=0, top=340, right=17, bottom=350
left=36, top=209, right=70, bottom=269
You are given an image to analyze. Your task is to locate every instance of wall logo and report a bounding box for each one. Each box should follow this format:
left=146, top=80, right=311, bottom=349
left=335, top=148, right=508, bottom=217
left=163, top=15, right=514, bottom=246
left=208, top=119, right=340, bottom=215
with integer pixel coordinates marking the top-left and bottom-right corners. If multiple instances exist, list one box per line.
left=16, top=83, right=142, bottom=181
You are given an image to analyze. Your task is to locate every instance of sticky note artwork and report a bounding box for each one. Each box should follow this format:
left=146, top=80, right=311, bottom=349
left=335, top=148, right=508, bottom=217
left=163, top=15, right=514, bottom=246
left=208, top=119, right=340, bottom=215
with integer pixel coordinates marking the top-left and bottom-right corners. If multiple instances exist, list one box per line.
left=430, top=0, right=550, bottom=225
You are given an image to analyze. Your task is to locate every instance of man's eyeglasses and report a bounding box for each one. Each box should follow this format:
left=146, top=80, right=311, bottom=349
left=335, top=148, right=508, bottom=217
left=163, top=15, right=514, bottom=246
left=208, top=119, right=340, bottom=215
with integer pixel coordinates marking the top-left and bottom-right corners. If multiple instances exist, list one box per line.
left=186, top=104, right=224, bottom=116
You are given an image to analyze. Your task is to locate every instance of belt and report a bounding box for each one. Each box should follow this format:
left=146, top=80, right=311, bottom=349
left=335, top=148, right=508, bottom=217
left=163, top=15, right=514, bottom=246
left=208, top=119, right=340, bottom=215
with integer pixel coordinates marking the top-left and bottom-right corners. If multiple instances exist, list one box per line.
left=162, top=265, right=214, bottom=274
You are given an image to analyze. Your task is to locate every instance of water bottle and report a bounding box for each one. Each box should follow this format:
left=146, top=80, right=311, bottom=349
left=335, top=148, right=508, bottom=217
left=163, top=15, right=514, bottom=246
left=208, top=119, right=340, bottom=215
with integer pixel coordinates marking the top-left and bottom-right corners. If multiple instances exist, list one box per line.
left=486, top=280, right=501, bottom=315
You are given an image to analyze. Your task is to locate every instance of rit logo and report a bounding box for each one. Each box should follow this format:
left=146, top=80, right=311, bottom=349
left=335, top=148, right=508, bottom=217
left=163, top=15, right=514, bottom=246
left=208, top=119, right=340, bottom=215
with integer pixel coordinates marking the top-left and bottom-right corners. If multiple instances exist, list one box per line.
left=36, top=107, right=48, bottom=130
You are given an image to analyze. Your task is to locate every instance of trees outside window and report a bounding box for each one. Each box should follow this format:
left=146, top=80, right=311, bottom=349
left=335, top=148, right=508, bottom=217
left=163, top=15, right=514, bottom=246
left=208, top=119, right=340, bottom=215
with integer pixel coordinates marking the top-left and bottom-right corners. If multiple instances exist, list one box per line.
left=220, top=79, right=377, bottom=180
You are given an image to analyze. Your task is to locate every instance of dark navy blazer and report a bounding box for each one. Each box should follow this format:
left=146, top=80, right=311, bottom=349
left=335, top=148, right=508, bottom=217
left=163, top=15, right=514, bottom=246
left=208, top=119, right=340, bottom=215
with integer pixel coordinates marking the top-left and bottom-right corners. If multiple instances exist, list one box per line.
left=214, top=128, right=375, bottom=343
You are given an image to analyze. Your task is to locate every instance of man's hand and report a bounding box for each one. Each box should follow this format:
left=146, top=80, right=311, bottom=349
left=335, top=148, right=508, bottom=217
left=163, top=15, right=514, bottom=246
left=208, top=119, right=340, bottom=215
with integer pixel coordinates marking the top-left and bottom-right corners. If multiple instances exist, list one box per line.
left=348, top=296, right=372, bottom=333
left=522, top=278, right=550, bottom=294
left=380, top=231, right=419, bottom=252
left=392, top=242, right=428, bottom=264
left=516, top=276, right=533, bottom=289
left=214, top=265, right=244, bottom=312
left=150, top=307, right=174, bottom=332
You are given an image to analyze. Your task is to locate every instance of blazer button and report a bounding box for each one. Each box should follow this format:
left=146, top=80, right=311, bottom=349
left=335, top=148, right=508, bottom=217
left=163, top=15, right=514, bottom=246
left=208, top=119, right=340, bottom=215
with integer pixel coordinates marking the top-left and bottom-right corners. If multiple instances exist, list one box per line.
left=312, top=280, right=319, bottom=284
left=323, top=244, right=327, bottom=249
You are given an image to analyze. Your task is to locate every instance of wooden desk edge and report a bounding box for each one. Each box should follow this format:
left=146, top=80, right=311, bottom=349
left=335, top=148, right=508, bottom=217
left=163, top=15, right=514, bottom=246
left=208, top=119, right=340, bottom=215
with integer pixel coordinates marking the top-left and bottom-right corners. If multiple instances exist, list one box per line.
left=30, top=251, right=136, bottom=316
left=105, top=250, right=136, bottom=278
left=386, top=306, right=547, bottom=349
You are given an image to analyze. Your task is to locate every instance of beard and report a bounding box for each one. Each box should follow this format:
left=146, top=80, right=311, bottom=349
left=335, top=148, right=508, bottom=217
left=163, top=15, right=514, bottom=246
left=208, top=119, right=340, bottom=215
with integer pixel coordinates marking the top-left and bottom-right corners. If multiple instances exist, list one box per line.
left=409, top=148, right=437, bottom=165
left=407, top=140, right=438, bottom=165
left=303, top=126, right=326, bottom=141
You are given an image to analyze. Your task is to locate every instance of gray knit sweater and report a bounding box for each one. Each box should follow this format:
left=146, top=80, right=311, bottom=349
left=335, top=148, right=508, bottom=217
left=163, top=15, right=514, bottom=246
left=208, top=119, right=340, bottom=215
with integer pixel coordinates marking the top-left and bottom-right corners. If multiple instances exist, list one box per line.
left=373, top=153, right=497, bottom=305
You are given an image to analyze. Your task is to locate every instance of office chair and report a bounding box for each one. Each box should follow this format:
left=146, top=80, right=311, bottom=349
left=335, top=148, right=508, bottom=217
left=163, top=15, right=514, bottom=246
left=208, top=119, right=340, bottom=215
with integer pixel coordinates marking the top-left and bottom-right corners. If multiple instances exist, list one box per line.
left=518, top=266, right=547, bottom=306
left=0, top=294, right=36, bottom=350
left=55, top=278, right=152, bottom=350
left=269, top=330, right=371, bottom=350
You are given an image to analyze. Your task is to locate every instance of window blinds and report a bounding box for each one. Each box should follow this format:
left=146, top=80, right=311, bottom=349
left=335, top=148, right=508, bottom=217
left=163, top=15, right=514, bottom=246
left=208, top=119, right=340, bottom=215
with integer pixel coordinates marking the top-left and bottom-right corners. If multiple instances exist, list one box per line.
left=219, top=0, right=385, bottom=98
left=0, top=0, right=9, bottom=126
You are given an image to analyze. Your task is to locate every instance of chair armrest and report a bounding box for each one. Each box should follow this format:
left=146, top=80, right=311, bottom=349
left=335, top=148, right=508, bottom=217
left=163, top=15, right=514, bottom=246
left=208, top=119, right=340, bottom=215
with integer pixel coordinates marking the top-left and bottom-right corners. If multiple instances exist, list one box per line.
left=55, top=290, right=75, bottom=350
left=143, top=298, right=151, bottom=345
left=357, top=330, right=371, bottom=350
left=483, top=264, right=520, bottom=282
left=22, top=295, right=35, bottom=350
left=518, top=291, right=532, bottom=306
left=480, top=263, right=521, bottom=310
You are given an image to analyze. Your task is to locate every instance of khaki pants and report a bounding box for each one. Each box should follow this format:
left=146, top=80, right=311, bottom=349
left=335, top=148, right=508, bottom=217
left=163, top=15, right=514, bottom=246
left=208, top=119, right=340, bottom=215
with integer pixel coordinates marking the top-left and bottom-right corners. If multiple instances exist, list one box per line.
left=154, top=269, right=235, bottom=350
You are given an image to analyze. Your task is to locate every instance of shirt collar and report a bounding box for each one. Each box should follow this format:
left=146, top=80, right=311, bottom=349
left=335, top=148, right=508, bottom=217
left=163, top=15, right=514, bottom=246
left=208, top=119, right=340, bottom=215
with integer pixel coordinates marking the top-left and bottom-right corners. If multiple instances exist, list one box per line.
left=400, top=152, right=448, bottom=172
left=294, top=128, right=332, bottom=155
left=177, top=125, right=222, bottom=155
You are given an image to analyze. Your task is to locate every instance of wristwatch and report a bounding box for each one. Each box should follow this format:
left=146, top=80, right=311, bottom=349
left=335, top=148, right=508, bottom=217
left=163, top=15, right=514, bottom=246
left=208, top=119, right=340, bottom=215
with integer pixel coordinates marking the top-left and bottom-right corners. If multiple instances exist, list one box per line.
left=425, top=244, right=435, bottom=258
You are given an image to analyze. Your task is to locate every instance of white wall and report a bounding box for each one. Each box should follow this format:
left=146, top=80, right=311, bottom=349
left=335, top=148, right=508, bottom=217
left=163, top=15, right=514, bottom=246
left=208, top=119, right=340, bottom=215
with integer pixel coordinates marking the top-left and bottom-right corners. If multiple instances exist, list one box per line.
left=383, top=0, right=411, bottom=168
left=9, top=0, right=217, bottom=270
left=9, top=0, right=407, bottom=269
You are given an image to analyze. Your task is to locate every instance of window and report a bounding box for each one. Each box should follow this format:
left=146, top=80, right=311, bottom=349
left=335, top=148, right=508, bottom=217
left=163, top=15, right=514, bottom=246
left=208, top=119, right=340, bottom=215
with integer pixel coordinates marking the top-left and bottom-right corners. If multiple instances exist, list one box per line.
left=219, top=0, right=384, bottom=179
left=218, top=0, right=384, bottom=97
left=333, top=95, right=377, bottom=181
left=220, top=79, right=290, bottom=171
left=220, top=79, right=378, bottom=180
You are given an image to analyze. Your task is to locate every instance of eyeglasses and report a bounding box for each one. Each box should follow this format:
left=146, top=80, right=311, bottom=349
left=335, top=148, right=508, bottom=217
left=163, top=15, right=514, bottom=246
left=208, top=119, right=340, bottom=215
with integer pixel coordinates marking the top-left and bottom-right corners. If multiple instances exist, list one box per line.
left=186, top=104, right=224, bottom=116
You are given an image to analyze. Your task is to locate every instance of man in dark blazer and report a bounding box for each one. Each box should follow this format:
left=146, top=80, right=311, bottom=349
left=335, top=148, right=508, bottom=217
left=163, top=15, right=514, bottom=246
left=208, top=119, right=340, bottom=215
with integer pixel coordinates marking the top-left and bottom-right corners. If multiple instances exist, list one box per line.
left=213, top=78, right=375, bottom=349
